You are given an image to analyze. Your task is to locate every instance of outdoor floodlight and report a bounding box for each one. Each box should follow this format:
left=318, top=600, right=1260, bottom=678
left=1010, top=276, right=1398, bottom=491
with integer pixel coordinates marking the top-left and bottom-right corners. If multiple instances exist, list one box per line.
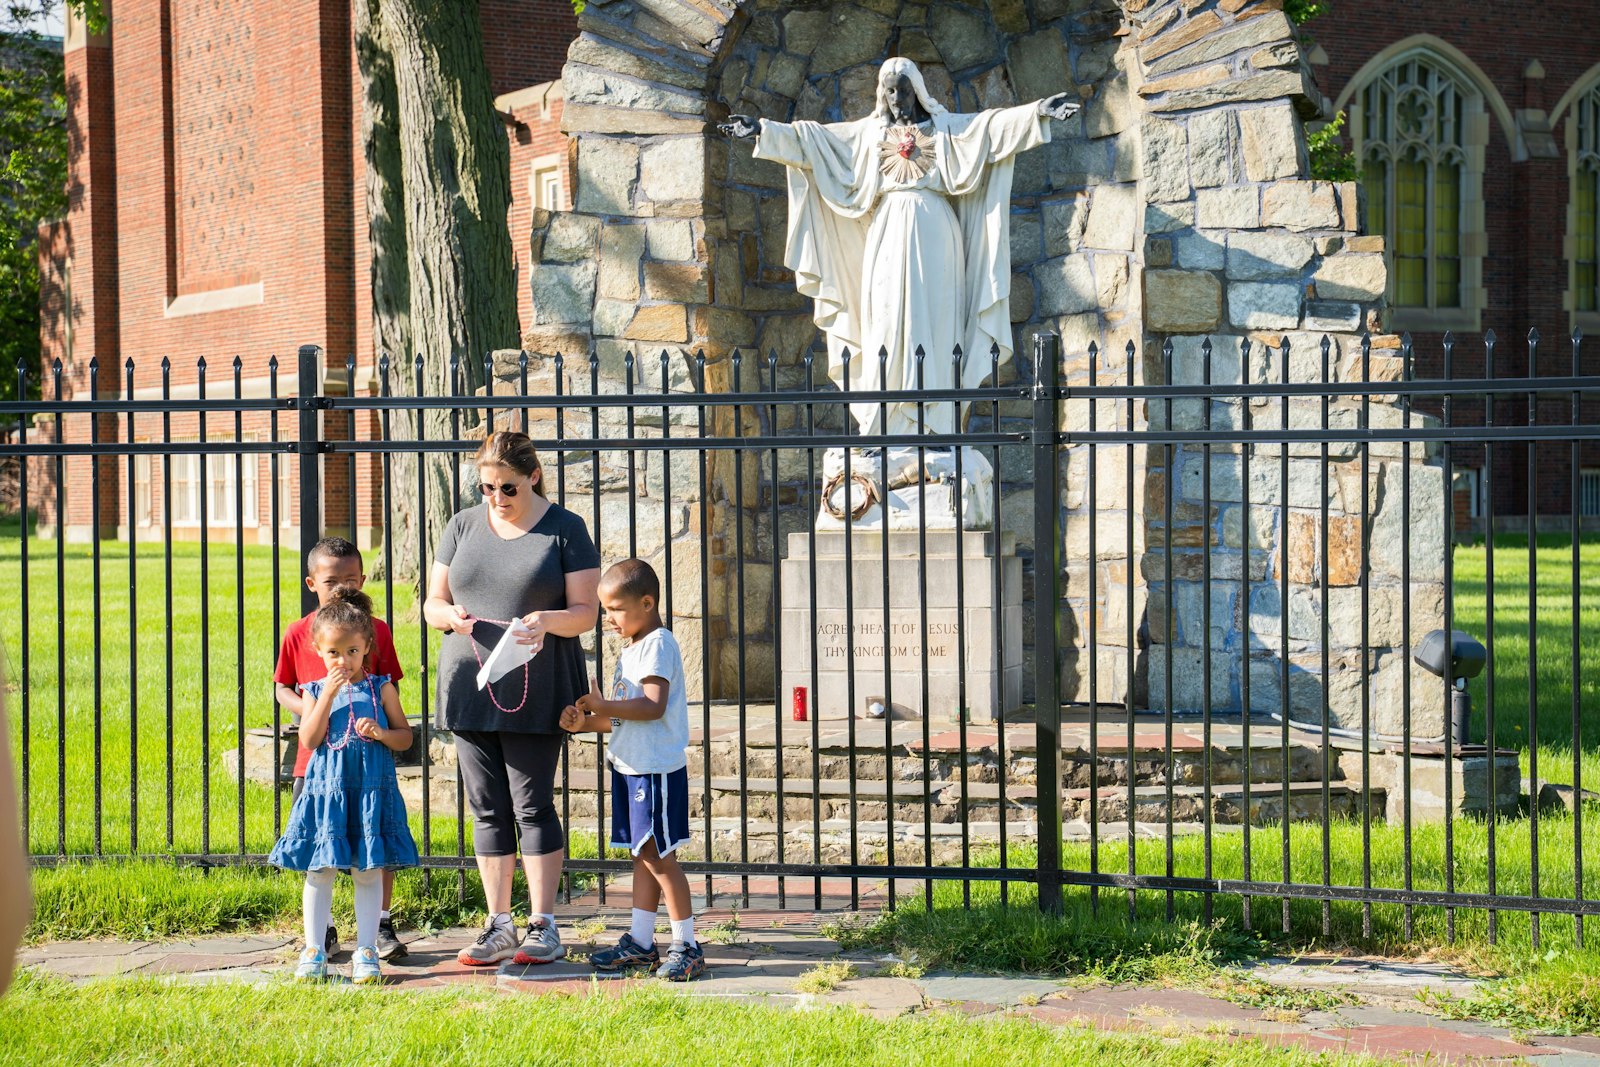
left=1412, top=629, right=1487, bottom=746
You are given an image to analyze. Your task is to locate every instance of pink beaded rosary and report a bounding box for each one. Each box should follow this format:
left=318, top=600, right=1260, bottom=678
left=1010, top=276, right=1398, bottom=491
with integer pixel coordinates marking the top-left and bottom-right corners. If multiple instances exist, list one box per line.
left=464, top=615, right=532, bottom=714
left=322, top=674, right=383, bottom=752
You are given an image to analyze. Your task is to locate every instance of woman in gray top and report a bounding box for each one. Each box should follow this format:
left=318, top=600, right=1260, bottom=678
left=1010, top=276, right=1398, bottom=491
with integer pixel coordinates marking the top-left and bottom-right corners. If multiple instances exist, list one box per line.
left=424, top=431, right=600, bottom=967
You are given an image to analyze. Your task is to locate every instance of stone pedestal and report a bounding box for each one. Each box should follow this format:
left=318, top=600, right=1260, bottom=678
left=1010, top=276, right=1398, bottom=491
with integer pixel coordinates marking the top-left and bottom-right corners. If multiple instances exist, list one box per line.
left=1338, top=743, right=1522, bottom=823
left=779, top=530, right=1023, bottom=722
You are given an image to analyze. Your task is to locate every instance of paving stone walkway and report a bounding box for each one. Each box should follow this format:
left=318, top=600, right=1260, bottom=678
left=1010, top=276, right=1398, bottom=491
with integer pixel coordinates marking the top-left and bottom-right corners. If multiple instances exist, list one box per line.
left=17, top=877, right=1599, bottom=1065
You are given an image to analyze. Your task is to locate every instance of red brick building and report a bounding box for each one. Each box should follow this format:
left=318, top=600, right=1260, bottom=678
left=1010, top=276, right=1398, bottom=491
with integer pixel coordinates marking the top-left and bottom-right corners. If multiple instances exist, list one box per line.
left=1306, top=1, right=1600, bottom=526
left=34, top=0, right=577, bottom=544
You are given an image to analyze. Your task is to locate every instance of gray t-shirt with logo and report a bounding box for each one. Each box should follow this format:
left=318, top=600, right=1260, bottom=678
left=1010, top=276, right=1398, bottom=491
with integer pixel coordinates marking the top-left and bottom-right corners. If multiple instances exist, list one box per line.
left=433, top=502, right=599, bottom=734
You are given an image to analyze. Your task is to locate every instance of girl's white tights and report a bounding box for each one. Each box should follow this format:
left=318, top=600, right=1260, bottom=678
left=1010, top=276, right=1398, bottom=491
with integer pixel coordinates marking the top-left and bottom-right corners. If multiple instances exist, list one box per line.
left=303, top=867, right=385, bottom=952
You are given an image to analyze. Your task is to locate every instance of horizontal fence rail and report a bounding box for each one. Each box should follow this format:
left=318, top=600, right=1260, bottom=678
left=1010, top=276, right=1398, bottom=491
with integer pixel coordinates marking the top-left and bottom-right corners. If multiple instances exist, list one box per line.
left=3, top=329, right=1599, bottom=945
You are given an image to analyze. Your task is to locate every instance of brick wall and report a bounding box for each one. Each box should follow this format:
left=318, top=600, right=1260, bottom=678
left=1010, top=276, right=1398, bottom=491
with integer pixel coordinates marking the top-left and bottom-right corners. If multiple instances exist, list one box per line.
left=483, top=0, right=577, bottom=98
left=1310, top=2, right=1600, bottom=519
left=40, top=0, right=581, bottom=542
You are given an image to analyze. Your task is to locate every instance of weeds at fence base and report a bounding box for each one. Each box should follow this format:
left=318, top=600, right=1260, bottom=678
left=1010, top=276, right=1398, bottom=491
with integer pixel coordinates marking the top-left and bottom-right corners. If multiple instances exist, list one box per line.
left=1421, top=949, right=1600, bottom=1035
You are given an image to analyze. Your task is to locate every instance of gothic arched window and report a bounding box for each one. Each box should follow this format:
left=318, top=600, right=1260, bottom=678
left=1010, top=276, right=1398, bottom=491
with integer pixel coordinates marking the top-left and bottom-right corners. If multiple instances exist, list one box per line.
left=1353, top=53, right=1487, bottom=329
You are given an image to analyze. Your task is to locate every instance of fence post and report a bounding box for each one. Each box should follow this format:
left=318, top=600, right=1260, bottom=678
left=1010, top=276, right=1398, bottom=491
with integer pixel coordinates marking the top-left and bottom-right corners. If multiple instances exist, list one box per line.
left=1032, top=331, right=1063, bottom=915
left=297, top=344, right=324, bottom=617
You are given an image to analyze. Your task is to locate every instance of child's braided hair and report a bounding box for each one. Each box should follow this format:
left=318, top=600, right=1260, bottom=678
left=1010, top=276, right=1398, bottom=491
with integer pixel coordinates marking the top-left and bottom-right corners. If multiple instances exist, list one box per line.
left=311, top=586, right=376, bottom=644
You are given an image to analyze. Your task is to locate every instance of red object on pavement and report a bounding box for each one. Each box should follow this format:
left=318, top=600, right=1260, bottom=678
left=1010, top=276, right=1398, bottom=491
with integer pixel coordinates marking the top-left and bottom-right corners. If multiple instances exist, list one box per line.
left=792, top=686, right=808, bottom=722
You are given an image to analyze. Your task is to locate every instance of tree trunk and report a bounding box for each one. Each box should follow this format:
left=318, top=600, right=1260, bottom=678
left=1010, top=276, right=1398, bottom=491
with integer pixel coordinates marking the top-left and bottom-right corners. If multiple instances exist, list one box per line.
left=355, top=0, right=424, bottom=583
left=371, top=0, right=519, bottom=584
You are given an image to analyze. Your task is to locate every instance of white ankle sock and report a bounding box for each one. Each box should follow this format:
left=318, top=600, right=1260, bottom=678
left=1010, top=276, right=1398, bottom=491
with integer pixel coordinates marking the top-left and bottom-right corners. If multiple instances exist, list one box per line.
left=670, top=916, right=696, bottom=948
left=491, top=912, right=513, bottom=930
left=630, top=908, right=656, bottom=947
left=535, top=912, right=556, bottom=930
left=380, top=909, right=391, bottom=920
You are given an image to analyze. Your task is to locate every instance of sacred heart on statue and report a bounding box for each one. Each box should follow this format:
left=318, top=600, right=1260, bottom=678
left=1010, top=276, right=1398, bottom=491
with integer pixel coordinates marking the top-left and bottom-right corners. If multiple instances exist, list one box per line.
left=879, top=124, right=936, bottom=183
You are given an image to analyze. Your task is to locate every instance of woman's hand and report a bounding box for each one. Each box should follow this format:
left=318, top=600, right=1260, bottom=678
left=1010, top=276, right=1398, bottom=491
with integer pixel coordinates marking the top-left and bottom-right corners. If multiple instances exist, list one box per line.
left=445, top=604, right=475, bottom=636
left=517, top=612, right=546, bottom=654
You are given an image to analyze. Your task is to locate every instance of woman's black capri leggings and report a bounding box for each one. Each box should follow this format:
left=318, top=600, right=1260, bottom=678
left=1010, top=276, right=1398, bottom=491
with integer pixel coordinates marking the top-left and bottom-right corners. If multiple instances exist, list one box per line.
left=452, top=730, right=564, bottom=856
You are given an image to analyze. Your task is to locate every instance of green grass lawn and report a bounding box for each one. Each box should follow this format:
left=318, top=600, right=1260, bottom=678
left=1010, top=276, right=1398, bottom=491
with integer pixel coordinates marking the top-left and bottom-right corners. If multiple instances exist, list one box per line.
left=4, top=524, right=1599, bottom=1030
left=0, top=973, right=1427, bottom=1067
left=1453, top=533, right=1600, bottom=791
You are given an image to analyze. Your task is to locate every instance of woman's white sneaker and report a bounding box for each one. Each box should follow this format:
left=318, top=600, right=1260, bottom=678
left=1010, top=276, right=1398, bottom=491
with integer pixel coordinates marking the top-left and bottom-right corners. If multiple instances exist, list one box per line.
left=457, top=920, right=519, bottom=966
left=511, top=918, right=566, bottom=965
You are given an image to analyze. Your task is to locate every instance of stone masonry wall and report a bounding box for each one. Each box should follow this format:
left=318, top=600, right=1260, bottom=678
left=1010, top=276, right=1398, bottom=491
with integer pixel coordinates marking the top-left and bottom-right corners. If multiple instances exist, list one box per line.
left=529, top=0, right=1144, bottom=706
left=523, top=0, right=1451, bottom=735
left=1127, top=0, right=1450, bottom=737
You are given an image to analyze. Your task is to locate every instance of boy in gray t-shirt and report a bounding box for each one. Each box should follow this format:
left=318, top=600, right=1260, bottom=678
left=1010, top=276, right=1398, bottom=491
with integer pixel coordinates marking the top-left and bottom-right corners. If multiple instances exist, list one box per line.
left=560, top=559, right=701, bottom=981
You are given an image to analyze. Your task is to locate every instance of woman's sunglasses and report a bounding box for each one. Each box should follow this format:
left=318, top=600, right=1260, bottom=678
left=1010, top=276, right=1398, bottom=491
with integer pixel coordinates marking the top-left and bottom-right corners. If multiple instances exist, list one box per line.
left=480, top=482, right=520, bottom=498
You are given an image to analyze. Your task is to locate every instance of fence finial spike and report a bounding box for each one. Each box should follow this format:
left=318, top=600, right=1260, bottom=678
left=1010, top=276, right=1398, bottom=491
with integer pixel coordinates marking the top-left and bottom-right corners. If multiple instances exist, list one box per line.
left=88, top=355, right=98, bottom=374
left=1573, top=325, right=1584, bottom=344
left=269, top=354, right=279, bottom=372
left=377, top=352, right=388, bottom=373
left=125, top=355, right=135, bottom=372
left=1399, top=331, right=1413, bottom=348
left=160, top=355, right=171, bottom=372
left=1161, top=337, right=1174, bottom=359
left=1442, top=330, right=1455, bottom=346
left=197, top=355, right=207, bottom=371
left=518, top=350, right=528, bottom=371
left=1483, top=328, right=1497, bottom=347
left=1528, top=326, right=1541, bottom=344
left=233, top=354, right=243, bottom=371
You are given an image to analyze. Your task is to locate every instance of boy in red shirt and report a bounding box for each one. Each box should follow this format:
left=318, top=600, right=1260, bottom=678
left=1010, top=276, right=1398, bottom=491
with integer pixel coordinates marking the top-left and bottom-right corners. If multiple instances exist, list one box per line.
left=274, top=536, right=408, bottom=960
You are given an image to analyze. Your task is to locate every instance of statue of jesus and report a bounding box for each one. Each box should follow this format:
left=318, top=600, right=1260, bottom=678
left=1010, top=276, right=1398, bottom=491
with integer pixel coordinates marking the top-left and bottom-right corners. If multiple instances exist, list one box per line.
left=721, top=57, right=1079, bottom=436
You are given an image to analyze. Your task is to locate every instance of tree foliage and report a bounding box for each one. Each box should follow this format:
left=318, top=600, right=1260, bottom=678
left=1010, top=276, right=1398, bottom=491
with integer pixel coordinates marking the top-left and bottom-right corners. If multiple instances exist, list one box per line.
left=1284, top=0, right=1328, bottom=25
left=0, top=2, right=68, bottom=402
left=1308, top=110, right=1358, bottom=182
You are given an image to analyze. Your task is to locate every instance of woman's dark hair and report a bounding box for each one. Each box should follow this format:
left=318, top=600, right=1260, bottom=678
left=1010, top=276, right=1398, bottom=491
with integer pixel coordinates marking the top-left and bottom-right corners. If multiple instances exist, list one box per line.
left=311, top=587, right=376, bottom=643
left=475, top=430, right=546, bottom=498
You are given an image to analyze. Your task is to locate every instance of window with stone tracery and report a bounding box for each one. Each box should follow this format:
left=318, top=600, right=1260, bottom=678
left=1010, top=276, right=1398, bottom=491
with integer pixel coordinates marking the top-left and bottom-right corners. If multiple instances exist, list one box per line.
left=1571, top=86, right=1600, bottom=317
left=1354, top=54, right=1483, bottom=323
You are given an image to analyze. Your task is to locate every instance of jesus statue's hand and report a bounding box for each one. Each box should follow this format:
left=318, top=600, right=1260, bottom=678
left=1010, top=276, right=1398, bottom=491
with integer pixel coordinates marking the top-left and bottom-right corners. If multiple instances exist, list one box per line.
left=1037, top=92, right=1081, bottom=121
left=719, top=114, right=760, bottom=139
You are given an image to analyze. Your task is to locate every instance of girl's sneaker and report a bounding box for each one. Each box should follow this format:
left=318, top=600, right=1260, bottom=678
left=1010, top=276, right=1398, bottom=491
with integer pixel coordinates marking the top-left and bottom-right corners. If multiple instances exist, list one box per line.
left=294, top=946, right=327, bottom=982
left=654, top=940, right=705, bottom=982
left=589, top=933, right=660, bottom=972
left=351, top=946, right=382, bottom=985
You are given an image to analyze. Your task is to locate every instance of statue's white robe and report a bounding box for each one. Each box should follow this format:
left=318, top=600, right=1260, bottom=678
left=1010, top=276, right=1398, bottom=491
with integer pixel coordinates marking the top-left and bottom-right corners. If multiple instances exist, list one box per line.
left=754, top=104, right=1051, bottom=435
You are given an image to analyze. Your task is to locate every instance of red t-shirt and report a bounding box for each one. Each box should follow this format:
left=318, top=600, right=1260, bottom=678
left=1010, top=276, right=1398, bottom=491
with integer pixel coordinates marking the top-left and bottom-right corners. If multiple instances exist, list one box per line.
left=275, top=612, right=404, bottom=778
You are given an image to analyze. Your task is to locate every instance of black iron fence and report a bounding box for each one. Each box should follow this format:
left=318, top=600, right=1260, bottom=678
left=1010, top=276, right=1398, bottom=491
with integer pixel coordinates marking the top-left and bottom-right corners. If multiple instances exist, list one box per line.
left=3, top=329, right=1599, bottom=945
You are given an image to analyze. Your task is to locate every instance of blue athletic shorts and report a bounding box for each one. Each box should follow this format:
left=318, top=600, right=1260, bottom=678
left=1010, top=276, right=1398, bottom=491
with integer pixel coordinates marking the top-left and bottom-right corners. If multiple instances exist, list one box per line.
left=609, top=765, right=691, bottom=857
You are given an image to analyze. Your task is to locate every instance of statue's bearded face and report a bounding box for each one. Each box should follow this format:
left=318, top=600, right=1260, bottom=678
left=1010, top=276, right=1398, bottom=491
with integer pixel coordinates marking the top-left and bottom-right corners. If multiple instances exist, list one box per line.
left=885, top=74, right=926, bottom=124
